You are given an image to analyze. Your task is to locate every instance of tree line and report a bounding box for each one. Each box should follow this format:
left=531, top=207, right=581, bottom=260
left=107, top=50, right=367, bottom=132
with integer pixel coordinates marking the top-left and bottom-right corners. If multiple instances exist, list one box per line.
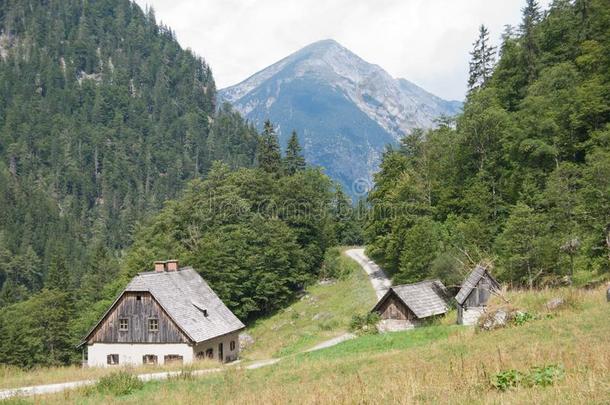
left=365, top=0, right=609, bottom=288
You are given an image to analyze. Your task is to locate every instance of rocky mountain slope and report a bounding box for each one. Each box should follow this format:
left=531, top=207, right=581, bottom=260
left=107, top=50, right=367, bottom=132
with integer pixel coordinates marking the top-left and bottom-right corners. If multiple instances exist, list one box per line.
left=220, top=39, right=462, bottom=196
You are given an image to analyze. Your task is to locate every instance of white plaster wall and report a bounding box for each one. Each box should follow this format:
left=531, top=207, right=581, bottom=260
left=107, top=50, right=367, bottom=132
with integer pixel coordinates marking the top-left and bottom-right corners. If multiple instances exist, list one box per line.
left=458, top=307, right=486, bottom=326
left=193, top=332, right=240, bottom=363
left=87, top=343, right=193, bottom=367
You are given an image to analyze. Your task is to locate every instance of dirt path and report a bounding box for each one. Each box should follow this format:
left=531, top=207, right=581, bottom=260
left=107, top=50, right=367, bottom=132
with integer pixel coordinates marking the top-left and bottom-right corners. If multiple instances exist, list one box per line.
left=305, top=333, right=356, bottom=352
left=345, top=248, right=391, bottom=299
left=0, top=359, right=283, bottom=400
left=1, top=249, right=388, bottom=400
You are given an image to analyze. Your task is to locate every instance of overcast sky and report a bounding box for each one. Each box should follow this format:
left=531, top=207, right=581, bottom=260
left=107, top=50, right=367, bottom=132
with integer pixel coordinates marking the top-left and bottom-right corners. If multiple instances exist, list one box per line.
left=133, top=0, right=551, bottom=101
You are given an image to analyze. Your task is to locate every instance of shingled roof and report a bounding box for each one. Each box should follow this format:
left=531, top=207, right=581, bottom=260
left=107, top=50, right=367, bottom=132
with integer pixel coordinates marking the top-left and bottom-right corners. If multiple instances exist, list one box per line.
left=455, top=265, right=499, bottom=305
left=372, top=279, right=451, bottom=319
left=81, top=267, right=244, bottom=345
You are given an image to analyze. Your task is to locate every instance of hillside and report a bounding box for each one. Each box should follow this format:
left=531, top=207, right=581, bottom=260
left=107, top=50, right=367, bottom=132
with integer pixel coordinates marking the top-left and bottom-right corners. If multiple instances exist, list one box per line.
left=365, top=0, right=610, bottom=287
left=242, top=248, right=377, bottom=360
left=0, top=0, right=259, bottom=367
left=219, top=39, right=462, bottom=196
left=23, top=285, right=610, bottom=403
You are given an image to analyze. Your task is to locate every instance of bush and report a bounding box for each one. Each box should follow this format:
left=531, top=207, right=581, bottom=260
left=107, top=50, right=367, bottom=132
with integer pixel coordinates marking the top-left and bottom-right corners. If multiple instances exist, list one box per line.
left=492, top=369, right=523, bottom=391
left=94, top=371, right=144, bottom=396
left=349, top=312, right=380, bottom=335
left=319, top=248, right=352, bottom=280
left=492, top=364, right=564, bottom=391
left=526, top=364, right=564, bottom=387
left=512, top=311, right=535, bottom=326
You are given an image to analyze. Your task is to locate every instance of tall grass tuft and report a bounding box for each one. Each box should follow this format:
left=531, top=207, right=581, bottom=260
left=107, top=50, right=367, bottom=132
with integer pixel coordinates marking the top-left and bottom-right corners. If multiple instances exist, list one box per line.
left=92, top=371, right=143, bottom=396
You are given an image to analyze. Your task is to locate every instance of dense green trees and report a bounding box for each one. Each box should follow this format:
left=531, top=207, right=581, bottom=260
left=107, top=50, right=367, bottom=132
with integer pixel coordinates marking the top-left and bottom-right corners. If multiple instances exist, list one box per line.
left=123, top=156, right=339, bottom=320
left=366, top=0, right=609, bottom=287
left=0, top=0, right=259, bottom=367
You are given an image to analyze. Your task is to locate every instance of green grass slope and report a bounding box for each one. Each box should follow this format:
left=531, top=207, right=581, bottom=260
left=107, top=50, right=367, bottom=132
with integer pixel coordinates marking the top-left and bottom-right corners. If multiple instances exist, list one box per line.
left=242, top=248, right=378, bottom=360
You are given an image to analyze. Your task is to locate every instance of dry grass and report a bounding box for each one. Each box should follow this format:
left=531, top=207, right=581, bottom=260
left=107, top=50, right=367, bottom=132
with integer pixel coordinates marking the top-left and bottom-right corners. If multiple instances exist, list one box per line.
left=27, top=286, right=609, bottom=404
left=0, top=358, right=220, bottom=390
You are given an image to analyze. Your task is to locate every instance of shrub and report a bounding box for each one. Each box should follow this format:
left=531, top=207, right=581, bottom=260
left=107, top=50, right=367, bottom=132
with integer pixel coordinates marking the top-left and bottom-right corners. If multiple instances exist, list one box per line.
left=319, top=248, right=351, bottom=280
left=94, top=371, right=144, bottom=396
left=492, top=369, right=523, bottom=391
left=512, top=311, right=535, bottom=326
left=492, top=364, right=564, bottom=391
left=349, top=312, right=380, bottom=335
left=526, top=364, right=564, bottom=387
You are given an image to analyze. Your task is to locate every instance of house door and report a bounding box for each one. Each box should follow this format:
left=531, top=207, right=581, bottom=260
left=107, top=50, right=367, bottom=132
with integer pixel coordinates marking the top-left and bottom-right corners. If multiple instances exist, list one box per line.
left=218, top=343, right=224, bottom=362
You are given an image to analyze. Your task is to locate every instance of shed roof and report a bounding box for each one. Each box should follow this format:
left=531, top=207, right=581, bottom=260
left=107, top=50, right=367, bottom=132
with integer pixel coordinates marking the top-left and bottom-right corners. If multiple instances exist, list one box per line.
left=81, top=267, right=244, bottom=346
left=372, top=279, right=451, bottom=319
left=455, top=265, right=499, bottom=305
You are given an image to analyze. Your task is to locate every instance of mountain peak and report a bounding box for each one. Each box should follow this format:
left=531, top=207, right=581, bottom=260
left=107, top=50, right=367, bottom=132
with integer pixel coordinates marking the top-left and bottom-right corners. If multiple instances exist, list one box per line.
left=219, top=42, right=462, bottom=196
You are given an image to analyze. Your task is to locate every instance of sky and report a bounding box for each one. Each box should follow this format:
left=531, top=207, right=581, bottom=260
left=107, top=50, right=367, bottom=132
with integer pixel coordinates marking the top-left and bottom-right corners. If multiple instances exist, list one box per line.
left=133, top=0, right=551, bottom=101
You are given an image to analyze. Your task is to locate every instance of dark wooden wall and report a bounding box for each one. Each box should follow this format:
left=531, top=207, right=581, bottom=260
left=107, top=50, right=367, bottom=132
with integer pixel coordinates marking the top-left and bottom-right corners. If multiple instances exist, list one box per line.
left=377, top=293, right=415, bottom=320
left=88, top=292, right=188, bottom=344
left=464, top=275, right=495, bottom=307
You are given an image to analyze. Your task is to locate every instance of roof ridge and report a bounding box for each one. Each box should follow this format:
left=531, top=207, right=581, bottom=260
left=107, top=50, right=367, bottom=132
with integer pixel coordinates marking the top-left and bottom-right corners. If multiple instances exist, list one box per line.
left=137, top=267, right=195, bottom=276
left=393, top=279, right=441, bottom=288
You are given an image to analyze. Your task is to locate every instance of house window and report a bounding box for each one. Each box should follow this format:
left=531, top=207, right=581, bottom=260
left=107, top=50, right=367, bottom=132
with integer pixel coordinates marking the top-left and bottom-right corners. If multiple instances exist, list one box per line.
left=205, top=348, right=213, bottom=359
left=148, top=318, right=159, bottom=332
left=164, top=354, right=183, bottom=365
left=107, top=354, right=119, bottom=365
left=136, top=295, right=142, bottom=301
left=230, top=340, right=236, bottom=351
left=143, top=354, right=158, bottom=365
left=119, top=318, right=129, bottom=331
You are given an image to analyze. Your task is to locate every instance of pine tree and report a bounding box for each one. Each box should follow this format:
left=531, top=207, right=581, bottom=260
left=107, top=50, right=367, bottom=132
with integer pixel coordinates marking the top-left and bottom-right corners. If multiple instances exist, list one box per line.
left=284, top=130, right=306, bottom=175
left=468, top=25, right=497, bottom=91
left=257, top=120, right=282, bottom=174
left=520, top=0, right=541, bottom=82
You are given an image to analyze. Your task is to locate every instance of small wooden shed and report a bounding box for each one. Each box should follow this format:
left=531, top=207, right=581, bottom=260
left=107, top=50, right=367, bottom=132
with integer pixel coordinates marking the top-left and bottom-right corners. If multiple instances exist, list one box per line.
left=371, top=280, right=451, bottom=331
left=455, top=265, right=500, bottom=325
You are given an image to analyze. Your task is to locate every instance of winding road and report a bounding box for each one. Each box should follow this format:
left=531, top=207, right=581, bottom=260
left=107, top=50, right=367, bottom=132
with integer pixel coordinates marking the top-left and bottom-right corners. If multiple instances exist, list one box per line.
left=345, top=248, right=391, bottom=299
left=0, top=247, right=387, bottom=400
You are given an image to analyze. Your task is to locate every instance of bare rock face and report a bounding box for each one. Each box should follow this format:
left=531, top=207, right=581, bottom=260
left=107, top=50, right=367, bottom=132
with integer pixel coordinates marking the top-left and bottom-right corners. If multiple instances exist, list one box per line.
left=239, top=332, right=255, bottom=350
left=219, top=39, right=462, bottom=198
left=479, top=309, right=509, bottom=331
left=546, top=297, right=566, bottom=311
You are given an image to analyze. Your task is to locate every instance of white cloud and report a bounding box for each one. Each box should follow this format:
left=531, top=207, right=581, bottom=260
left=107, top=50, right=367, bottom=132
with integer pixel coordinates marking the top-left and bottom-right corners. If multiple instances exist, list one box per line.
left=134, top=0, right=551, bottom=100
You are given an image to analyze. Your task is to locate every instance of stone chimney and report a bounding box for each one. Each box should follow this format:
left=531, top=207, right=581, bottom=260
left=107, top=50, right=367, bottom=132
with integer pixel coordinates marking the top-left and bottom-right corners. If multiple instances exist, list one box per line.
left=154, top=261, right=166, bottom=272
left=166, top=259, right=179, bottom=272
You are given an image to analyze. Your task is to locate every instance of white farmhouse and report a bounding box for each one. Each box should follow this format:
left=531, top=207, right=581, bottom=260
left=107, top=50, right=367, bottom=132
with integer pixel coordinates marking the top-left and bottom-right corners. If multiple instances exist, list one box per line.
left=78, top=260, right=245, bottom=367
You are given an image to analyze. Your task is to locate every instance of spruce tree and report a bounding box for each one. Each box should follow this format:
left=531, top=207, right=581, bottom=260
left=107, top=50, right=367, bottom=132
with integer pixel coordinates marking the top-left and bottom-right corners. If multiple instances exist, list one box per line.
left=284, top=130, right=306, bottom=175
left=468, top=25, right=497, bottom=91
left=520, top=0, right=541, bottom=82
left=257, top=120, right=282, bottom=174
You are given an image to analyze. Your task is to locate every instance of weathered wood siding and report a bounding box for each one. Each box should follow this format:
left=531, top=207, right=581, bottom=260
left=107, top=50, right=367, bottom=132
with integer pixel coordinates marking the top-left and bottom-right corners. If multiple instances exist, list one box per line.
left=88, top=292, right=188, bottom=344
left=464, top=275, right=495, bottom=308
left=377, top=293, right=416, bottom=320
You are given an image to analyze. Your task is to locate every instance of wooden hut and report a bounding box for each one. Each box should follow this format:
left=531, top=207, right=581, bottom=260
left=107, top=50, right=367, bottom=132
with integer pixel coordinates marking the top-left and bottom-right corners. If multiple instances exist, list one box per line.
left=78, top=260, right=245, bottom=367
left=455, top=265, right=500, bottom=325
left=371, top=280, right=451, bottom=331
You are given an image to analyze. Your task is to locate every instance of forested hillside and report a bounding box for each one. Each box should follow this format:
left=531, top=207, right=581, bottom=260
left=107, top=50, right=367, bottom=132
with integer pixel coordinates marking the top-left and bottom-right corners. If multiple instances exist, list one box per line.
left=366, top=0, right=609, bottom=287
left=0, top=0, right=259, bottom=305
left=0, top=0, right=261, bottom=367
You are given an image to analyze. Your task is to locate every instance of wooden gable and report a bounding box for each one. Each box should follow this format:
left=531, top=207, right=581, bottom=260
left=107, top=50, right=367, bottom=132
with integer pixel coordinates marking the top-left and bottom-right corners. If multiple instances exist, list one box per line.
left=87, top=291, right=189, bottom=344
left=463, top=272, right=499, bottom=308
left=375, top=291, right=417, bottom=321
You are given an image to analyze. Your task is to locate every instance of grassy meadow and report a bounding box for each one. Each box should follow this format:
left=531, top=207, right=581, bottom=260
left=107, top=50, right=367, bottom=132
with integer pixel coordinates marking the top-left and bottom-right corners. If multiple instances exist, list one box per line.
left=242, top=248, right=377, bottom=360
left=0, top=358, right=221, bottom=391
left=3, top=283, right=607, bottom=404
